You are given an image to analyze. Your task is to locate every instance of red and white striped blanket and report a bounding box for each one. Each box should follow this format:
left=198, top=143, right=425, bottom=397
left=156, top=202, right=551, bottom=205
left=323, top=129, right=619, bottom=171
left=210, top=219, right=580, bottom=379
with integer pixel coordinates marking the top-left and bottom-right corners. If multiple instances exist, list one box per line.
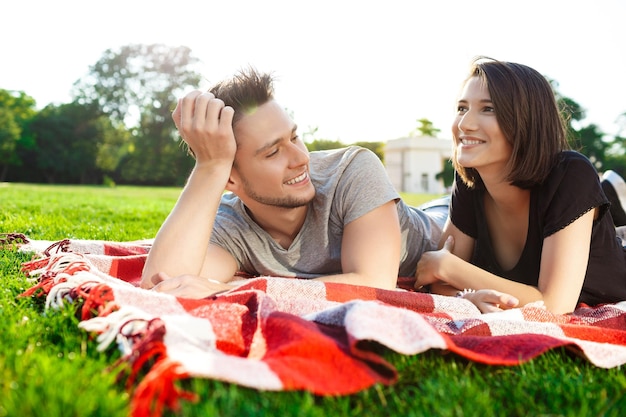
left=12, top=236, right=626, bottom=417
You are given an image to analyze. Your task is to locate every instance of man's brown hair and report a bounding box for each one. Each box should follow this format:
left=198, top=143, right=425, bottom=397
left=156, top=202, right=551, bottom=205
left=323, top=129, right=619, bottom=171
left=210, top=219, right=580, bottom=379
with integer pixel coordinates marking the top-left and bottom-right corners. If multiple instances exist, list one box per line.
left=209, top=66, right=275, bottom=127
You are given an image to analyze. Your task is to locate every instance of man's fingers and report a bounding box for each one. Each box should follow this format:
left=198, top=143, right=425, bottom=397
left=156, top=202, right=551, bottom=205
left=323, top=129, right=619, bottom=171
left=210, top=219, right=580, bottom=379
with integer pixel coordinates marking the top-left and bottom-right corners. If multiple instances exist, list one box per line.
left=151, top=272, right=184, bottom=293
left=174, top=91, right=204, bottom=134
left=205, top=96, right=224, bottom=115
left=219, top=106, right=235, bottom=127
left=172, top=98, right=183, bottom=129
left=150, top=271, right=168, bottom=285
left=173, top=91, right=235, bottom=139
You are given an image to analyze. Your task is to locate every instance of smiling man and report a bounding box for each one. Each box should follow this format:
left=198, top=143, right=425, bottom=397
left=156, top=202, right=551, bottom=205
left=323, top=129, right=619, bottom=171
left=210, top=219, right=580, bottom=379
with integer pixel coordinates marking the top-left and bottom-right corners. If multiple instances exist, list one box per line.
left=140, top=67, right=446, bottom=298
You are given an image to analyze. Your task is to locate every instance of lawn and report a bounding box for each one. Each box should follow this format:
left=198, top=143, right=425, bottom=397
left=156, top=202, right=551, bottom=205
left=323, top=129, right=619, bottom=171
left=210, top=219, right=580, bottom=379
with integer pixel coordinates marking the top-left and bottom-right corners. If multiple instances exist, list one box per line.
left=1, top=183, right=625, bottom=417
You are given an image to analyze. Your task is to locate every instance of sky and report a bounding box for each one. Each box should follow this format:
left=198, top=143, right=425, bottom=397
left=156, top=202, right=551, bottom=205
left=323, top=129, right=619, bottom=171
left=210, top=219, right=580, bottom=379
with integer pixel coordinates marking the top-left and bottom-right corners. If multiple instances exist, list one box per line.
left=2, top=0, right=625, bottom=143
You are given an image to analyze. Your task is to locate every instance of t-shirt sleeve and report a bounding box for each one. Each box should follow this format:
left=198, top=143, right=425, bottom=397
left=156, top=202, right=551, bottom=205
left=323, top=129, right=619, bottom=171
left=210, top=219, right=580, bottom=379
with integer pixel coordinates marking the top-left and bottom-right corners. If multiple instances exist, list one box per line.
left=541, top=152, right=609, bottom=238
left=209, top=200, right=248, bottom=271
left=332, top=148, right=400, bottom=225
left=449, top=172, right=478, bottom=238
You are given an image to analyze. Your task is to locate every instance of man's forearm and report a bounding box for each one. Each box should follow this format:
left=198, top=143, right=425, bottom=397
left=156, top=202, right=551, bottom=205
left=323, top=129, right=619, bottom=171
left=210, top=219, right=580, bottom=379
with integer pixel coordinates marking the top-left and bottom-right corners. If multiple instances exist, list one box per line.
left=314, top=272, right=397, bottom=290
left=141, top=163, right=231, bottom=287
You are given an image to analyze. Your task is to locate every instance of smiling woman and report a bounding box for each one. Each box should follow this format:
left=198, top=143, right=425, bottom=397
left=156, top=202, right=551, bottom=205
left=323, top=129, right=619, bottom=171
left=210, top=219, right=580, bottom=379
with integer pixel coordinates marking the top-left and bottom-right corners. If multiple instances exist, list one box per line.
left=415, top=57, right=626, bottom=314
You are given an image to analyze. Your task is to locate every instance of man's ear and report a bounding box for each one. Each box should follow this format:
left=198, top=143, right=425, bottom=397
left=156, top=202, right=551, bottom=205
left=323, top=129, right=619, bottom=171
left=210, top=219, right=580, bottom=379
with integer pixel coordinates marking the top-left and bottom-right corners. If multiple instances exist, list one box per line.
left=225, top=169, right=239, bottom=193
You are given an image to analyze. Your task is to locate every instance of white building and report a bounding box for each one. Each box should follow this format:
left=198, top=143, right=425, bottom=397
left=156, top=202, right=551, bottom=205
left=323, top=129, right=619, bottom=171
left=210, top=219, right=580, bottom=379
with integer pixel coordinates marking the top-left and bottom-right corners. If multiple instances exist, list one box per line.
left=385, top=135, right=452, bottom=194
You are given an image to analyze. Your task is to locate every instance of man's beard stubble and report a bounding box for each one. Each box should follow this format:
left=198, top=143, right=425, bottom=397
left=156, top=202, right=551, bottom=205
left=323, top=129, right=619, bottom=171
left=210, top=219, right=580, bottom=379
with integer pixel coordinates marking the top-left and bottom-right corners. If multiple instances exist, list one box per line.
left=240, top=174, right=314, bottom=209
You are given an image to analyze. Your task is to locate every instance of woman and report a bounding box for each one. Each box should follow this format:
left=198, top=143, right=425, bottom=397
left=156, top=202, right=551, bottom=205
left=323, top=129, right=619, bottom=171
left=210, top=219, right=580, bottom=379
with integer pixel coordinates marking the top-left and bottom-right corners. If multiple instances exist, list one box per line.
left=415, top=57, right=626, bottom=314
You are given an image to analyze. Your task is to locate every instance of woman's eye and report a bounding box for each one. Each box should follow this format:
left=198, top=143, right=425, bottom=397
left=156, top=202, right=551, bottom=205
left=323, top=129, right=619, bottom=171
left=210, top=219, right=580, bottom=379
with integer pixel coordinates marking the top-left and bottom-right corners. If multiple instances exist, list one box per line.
left=291, top=135, right=299, bottom=143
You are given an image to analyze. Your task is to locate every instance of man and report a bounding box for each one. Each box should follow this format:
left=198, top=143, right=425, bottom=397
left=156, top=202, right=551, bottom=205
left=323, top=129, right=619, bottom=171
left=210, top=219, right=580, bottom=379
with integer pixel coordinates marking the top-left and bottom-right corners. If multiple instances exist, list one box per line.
left=141, top=67, right=446, bottom=298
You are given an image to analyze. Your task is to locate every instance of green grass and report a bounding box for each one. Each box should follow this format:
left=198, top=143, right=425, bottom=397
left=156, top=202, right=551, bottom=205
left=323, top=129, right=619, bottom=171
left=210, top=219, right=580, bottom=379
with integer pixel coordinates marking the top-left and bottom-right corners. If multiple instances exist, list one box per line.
left=1, top=183, right=625, bottom=417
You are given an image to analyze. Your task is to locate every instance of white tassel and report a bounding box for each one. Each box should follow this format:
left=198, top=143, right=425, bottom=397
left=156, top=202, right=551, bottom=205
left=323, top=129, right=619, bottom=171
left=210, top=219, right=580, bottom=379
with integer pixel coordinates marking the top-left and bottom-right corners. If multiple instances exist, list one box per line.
left=27, top=252, right=87, bottom=280
left=45, top=270, right=105, bottom=310
left=79, top=306, right=153, bottom=353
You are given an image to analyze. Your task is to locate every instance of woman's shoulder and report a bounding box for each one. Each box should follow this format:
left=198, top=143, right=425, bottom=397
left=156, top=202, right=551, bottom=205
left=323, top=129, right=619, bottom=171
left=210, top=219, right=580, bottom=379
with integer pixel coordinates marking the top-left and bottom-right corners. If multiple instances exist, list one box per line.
left=539, top=150, right=602, bottom=201
left=557, top=150, right=595, bottom=168
left=549, top=150, right=598, bottom=180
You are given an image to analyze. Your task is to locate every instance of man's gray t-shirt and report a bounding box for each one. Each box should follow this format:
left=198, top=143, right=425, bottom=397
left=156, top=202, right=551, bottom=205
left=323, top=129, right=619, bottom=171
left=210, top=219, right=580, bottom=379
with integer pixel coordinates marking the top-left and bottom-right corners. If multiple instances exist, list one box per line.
left=210, top=146, right=443, bottom=278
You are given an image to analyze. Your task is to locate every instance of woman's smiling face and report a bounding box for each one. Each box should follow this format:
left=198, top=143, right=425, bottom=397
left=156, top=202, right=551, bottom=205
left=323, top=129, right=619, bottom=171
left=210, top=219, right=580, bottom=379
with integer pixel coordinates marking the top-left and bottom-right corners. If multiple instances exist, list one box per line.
left=452, top=76, right=512, bottom=179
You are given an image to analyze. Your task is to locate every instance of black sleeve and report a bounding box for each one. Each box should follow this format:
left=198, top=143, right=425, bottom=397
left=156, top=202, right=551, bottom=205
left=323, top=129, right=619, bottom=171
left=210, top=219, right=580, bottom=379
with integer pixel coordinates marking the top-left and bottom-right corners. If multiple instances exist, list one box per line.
left=540, top=151, right=610, bottom=238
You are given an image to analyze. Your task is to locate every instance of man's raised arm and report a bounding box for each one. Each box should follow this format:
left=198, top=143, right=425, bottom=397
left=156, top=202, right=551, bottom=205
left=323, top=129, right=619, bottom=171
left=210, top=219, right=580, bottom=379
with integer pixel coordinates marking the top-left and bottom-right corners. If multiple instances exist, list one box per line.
left=140, top=91, right=238, bottom=288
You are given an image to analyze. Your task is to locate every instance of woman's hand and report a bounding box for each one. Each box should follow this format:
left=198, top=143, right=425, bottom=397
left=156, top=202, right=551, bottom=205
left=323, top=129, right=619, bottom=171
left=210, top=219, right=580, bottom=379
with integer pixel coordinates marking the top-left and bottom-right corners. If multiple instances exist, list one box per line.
left=462, top=289, right=519, bottom=313
left=149, top=272, right=235, bottom=299
left=414, top=235, right=455, bottom=290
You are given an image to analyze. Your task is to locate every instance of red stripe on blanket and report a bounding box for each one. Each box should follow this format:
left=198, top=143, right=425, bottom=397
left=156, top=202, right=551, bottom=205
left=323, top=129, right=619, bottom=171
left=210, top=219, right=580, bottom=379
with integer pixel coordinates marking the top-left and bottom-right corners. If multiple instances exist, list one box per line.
left=106, top=255, right=146, bottom=286
left=447, top=334, right=572, bottom=365
left=103, top=243, right=150, bottom=256
left=262, top=312, right=397, bottom=394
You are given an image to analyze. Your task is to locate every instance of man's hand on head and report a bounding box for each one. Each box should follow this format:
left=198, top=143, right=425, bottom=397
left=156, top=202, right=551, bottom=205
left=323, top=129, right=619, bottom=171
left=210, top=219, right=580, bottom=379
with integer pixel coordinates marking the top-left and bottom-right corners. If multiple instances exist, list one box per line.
left=172, top=90, right=237, bottom=166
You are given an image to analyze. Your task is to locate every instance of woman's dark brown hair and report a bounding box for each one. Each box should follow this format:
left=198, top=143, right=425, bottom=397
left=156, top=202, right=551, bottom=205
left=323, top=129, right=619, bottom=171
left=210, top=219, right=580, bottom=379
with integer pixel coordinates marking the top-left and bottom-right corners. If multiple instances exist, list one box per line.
left=453, top=56, right=570, bottom=188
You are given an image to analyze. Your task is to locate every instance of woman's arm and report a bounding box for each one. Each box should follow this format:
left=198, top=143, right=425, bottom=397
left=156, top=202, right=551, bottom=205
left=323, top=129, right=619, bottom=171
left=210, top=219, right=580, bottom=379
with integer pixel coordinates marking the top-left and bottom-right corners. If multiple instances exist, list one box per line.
left=535, top=209, right=596, bottom=313
left=416, top=211, right=596, bottom=314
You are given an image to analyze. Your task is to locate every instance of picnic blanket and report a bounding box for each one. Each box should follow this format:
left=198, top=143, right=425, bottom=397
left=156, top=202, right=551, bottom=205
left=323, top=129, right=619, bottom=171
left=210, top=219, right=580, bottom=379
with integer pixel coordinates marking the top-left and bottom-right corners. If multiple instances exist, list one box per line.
left=8, top=234, right=626, bottom=417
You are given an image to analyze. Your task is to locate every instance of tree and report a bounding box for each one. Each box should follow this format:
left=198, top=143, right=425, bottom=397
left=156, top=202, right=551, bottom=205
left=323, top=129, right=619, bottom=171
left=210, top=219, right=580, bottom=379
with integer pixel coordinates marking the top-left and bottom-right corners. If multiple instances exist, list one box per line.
left=306, top=139, right=346, bottom=152
left=0, top=90, right=36, bottom=181
left=414, top=118, right=440, bottom=137
left=118, top=95, right=194, bottom=185
left=305, top=139, right=385, bottom=162
left=27, top=101, right=123, bottom=183
left=572, top=124, right=609, bottom=170
left=353, top=141, right=385, bottom=162
left=73, top=44, right=203, bottom=184
left=435, top=159, right=455, bottom=189
left=552, top=79, right=609, bottom=171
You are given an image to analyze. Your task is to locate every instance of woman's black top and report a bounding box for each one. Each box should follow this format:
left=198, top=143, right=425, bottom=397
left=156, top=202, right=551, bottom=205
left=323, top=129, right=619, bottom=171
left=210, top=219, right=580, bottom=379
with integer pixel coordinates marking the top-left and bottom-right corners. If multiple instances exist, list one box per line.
left=450, top=150, right=626, bottom=305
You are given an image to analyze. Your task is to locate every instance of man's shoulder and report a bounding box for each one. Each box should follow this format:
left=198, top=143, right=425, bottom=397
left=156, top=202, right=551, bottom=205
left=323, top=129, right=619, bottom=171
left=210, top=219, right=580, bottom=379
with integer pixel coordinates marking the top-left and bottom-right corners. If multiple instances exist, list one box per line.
left=217, top=192, right=244, bottom=215
left=310, top=145, right=377, bottom=169
left=214, top=193, right=254, bottom=233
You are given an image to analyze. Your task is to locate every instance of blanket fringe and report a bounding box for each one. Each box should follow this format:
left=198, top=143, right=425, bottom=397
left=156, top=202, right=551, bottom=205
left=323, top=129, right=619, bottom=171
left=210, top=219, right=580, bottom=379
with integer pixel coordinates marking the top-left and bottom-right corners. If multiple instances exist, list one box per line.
left=130, top=357, right=198, bottom=417
left=117, top=317, right=198, bottom=417
left=73, top=282, right=119, bottom=321
left=0, top=232, right=29, bottom=248
left=19, top=253, right=89, bottom=299
left=18, top=248, right=195, bottom=417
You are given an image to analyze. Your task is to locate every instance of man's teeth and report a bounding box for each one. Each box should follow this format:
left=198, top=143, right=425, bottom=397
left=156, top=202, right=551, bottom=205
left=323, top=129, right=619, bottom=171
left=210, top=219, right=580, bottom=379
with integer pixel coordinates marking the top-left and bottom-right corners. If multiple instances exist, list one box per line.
left=286, top=172, right=307, bottom=185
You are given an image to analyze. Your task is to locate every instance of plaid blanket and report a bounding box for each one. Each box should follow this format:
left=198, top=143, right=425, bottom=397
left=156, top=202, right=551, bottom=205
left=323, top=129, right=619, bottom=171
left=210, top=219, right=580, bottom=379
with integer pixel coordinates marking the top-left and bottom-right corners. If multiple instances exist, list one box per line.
left=12, top=236, right=626, bottom=417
